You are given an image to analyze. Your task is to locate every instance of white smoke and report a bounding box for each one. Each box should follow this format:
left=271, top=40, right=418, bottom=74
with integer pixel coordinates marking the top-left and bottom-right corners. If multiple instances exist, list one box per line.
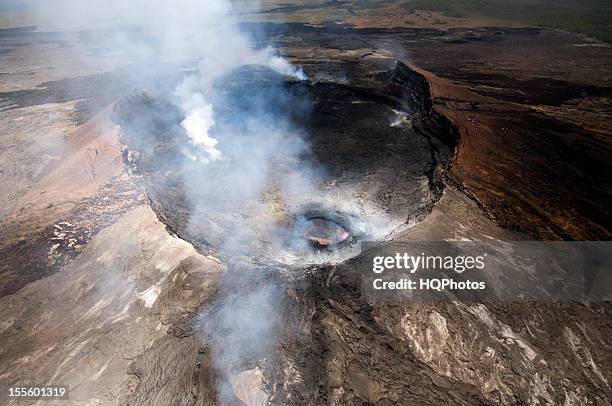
left=175, top=43, right=306, bottom=162
left=25, top=0, right=305, bottom=162
left=179, top=102, right=221, bottom=163
left=23, top=1, right=310, bottom=403
left=168, top=0, right=306, bottom=162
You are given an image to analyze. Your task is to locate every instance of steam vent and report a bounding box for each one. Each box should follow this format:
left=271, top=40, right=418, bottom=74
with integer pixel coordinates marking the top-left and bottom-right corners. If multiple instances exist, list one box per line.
left=1, top=2, right=611, bottom=406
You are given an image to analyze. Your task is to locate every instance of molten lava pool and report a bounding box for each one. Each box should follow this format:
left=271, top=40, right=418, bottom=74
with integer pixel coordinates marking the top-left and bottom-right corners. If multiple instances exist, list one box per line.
left=302, top=217, right=351, bottom=247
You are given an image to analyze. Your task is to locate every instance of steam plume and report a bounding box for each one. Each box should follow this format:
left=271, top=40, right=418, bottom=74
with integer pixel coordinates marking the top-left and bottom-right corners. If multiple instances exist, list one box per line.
left=25, top=1, right=310, bottom=403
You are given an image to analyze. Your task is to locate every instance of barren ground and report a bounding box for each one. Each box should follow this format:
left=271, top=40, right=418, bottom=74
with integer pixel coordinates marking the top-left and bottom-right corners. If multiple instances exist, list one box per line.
left=0, top=3, right=610, bottom=405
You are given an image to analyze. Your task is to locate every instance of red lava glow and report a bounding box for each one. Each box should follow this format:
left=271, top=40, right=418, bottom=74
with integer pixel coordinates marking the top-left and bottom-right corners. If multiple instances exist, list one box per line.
left=303, top=218, right=350, bottom=247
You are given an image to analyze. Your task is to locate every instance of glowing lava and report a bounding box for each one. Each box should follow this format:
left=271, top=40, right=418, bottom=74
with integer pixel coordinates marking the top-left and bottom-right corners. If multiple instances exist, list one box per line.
left=302, top=217, right=351, bottom=247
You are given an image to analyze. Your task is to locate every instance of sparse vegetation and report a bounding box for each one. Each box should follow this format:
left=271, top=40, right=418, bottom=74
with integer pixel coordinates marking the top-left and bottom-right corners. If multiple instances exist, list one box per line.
left=399, top=0, right=612, bottom=42
left=241, top=1, right=612, bottom=42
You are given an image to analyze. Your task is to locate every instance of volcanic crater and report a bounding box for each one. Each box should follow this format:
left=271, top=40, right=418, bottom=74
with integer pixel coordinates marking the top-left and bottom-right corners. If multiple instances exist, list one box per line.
left=113, top=62, right=456, bottom=264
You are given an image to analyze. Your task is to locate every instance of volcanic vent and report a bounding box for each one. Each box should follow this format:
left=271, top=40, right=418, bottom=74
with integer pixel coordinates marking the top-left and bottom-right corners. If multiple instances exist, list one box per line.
left=302, top=216, right=350, bottom=248
left=113, top=62, right=455, bottom=264
left=292, top=206, right=358, bottom=249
